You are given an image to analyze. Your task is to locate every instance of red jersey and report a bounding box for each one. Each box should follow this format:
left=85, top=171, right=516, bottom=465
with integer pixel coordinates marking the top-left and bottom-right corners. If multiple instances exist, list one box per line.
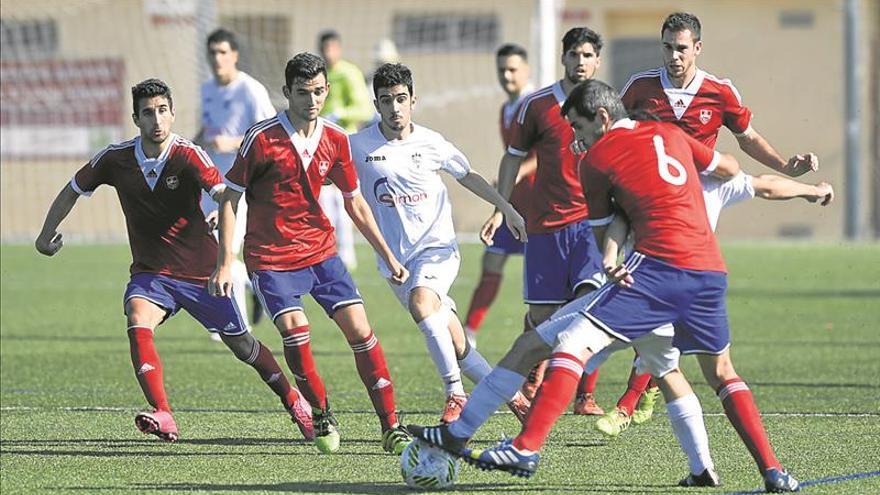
left=621, top=68, right=752, bottom=149
left=71, top=134, right=223, bottom=282
left=508, top=82, right=588, bottom=233
left=500, top=93, right=536, bottom=215
left=227, top=113, right=360, bottom=272
left=581, top=119, right=726, bottom=272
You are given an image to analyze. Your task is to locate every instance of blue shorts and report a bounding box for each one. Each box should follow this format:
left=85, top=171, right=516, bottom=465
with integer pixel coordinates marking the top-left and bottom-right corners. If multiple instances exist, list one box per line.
left=123, top=273, right=248, bottom=335
left=523, top=219, right=605, bottom=304
left=583, top=252, right=730, bottom=354
left=251, top=256, right=363, bottom=321
left=486, top=222, right=525, bottom=256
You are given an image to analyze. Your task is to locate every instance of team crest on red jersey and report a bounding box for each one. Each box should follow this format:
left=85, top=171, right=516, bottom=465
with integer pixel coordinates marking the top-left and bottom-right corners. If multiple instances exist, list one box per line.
left=699, top=109, right=713, bottom=125
left=318, top=160, right=330, bottom=176
left=165, top=176, right=179, bottom=190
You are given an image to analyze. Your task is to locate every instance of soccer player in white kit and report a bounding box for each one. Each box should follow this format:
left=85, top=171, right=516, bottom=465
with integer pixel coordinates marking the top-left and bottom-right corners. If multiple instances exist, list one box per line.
left=196, top=28, right=276, bottom=328
left=350, top=63, right=531, bottom=423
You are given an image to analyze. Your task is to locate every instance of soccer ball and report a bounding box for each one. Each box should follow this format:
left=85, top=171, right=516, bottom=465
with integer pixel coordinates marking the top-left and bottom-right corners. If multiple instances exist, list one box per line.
left=400, top=438, right=460, bottom=490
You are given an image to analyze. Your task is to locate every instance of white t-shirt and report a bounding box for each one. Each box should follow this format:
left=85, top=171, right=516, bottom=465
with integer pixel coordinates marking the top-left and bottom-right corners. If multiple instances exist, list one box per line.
left=350, top=122, right=471, bottom=277
left=200, top=71, right=275, bottom=172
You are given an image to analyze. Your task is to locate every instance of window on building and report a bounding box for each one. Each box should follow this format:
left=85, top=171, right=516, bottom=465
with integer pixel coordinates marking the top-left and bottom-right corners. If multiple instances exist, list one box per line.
left=393, top=14, right=499, bottom=53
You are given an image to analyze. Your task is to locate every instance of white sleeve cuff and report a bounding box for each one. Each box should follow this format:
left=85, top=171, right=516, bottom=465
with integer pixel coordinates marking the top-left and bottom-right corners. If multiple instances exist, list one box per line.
left=507, top=146, right=528, bottom=157
left=732, top=124, right=753, bottom=138
left=341, top=186, right=361, bottom=198
left=588, top=214, right=615, bottom=227
left=225, top=179, right=246, bottom=193
left=69, top=178, right=92, bottom=197
left=208, top=183, right=226, bottom=197
left=701, top=151, right=722, bottom=176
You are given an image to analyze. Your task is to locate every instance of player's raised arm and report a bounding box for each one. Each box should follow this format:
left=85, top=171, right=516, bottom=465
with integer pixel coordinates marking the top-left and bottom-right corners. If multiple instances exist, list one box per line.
left=209, top=187, right=242, bottom=297
left=458, top=170, right=527, bottom=242
left=35, top=184, right=81, bottom=256
left=343, top=194, right=409, bottom=285
left=481, top=152, right=525, bottom=243
left=751, top=175, right=834, bottom=206
left=735, top=128, right=817, bottom=177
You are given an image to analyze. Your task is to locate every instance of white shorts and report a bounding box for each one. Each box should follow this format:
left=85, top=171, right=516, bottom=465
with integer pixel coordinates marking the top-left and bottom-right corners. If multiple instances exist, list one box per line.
left=537, top=290, right=681, bottom=377
left=388, top=247, right=460, bottom=312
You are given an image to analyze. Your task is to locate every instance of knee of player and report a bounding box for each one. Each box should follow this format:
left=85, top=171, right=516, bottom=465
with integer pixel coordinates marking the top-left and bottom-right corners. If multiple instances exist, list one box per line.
left=698, top=352, right=738, bottom=388
left=409, top=291, right=442, bottom=322
left=224, top=333, right=257, bottom=361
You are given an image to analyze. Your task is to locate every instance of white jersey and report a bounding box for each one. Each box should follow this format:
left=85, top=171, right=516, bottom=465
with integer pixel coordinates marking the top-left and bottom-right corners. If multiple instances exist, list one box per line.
left=700, top=172, right=755, bottom=231
left=200, top=71, right=275, bottom=172
left=350, top=122, right=471, bottom=277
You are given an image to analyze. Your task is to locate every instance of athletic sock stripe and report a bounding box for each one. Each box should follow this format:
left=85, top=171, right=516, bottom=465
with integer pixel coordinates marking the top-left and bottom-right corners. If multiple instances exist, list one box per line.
left=718, top=381, right=750, bottom=401
left=246, top=342, right=261, bottom=364
left=282, top=333, right=310, bottom=346
left=547, top=358, right=584, bottom=377
left=350, top=333, right=378, bottom=353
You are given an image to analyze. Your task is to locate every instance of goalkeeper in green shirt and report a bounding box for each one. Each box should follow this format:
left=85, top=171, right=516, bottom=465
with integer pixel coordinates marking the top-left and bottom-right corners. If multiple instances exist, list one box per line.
left=318, top=30, right=373, bottom=269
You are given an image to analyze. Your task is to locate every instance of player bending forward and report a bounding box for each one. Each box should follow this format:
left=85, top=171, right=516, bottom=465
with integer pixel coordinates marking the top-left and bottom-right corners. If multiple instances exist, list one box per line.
left=409, top=80, right=800, bottom=493
left=350, top=63, right=531, bottom=424
left=35, top=79, right=313, bottom=443
left=210, top=53, right=411, bottom=455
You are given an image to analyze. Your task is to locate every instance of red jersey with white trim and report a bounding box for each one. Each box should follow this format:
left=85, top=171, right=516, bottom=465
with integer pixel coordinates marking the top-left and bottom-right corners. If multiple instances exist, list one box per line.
left=71, top=134, right=223, bottom=282
left=621, top=68, right=752, bottom=148
left=508, top=81, right=588, bottom=233
left=227, top=112, right=360, bottom=272
left=581, top=119, right=726, bottom=272
left=499, top=93, right=536, bottom=214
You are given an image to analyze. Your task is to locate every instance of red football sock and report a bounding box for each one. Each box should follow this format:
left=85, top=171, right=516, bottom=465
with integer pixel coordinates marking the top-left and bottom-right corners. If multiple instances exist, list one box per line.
left=577, top=369, right=600, bottom=395
left=243, top=340, right=298, bottom=409
left=350, top=331, right=398, bottom=431
left=617, top=366, right=653, bottom=416
left=717, top=377, right=782, bottom=473
left=464, top=272, right=503, bottom=331
left=128, top=327, right=170, bottom=412
left=280, top=325, right=328, bottom=410
left=513, top=352, right=583, bottom=452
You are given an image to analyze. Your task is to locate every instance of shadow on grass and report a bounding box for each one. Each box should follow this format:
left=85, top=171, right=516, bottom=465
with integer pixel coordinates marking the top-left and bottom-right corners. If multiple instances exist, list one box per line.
left=60, top=481, right=680, bottom=493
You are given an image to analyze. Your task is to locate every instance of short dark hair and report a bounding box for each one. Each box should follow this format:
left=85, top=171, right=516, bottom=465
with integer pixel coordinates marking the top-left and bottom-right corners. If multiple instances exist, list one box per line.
left=372, top=63, right=414, bottom=98
left=285, top=52, right=327, bottom=87
left=318, top=29, right=340, bottom=47
left=562, top=27, right=603, bottom=55
left=131, top=78, right=173, bottom=115
left=207, top=28, right=239, bottom=51
left=560, top=79, right=627, bottom=122
left=496, top=43, right=528, bottom=61
left=661, top=12, right=702, bottom=41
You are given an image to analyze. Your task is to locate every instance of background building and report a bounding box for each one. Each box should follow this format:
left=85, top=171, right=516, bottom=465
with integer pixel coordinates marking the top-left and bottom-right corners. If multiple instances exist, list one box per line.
left=2, top=0, right=877, bottom=242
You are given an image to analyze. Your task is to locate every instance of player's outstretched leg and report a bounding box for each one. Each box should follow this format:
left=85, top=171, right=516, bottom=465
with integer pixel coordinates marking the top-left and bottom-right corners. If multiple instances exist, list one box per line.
left=521, top=314, right=547, bottom=400
left=335, top=304, right=408, bottom=453
left=222, top=332, right=314, bottom=439
left=278, top=323, right=329, bottom=411
left=472, top=353, right=583, bottom=477
left=128, top=324, right=178, bottom=442
left=463, top=265, right=504, bottom=348
left=699, top=352, right=799, bottom=492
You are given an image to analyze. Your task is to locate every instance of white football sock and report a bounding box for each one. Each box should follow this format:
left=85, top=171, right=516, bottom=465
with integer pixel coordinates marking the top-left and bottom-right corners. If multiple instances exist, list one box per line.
left=231, top=259, right=251, bottom=332
left=449, top=366, right=524, bottom=439
left=666, top=393, right=714, bottom=475
left=418, top=309, right=464, bottom=396
left=457, top=344, right=492, bottom=384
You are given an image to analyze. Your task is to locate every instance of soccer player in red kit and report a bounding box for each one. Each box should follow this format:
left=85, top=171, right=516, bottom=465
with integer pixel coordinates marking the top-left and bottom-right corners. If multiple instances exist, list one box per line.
left=410, top=80, right=800, bottom=493
left=480, top=28, right=606, bottom=414
left=461, top=43, right=536, bottom=349
left=35, top=79, right=314, bottom=443
left=597, top=11, right=829, bottom=453
left=209, top=53, right=411, bottom=455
